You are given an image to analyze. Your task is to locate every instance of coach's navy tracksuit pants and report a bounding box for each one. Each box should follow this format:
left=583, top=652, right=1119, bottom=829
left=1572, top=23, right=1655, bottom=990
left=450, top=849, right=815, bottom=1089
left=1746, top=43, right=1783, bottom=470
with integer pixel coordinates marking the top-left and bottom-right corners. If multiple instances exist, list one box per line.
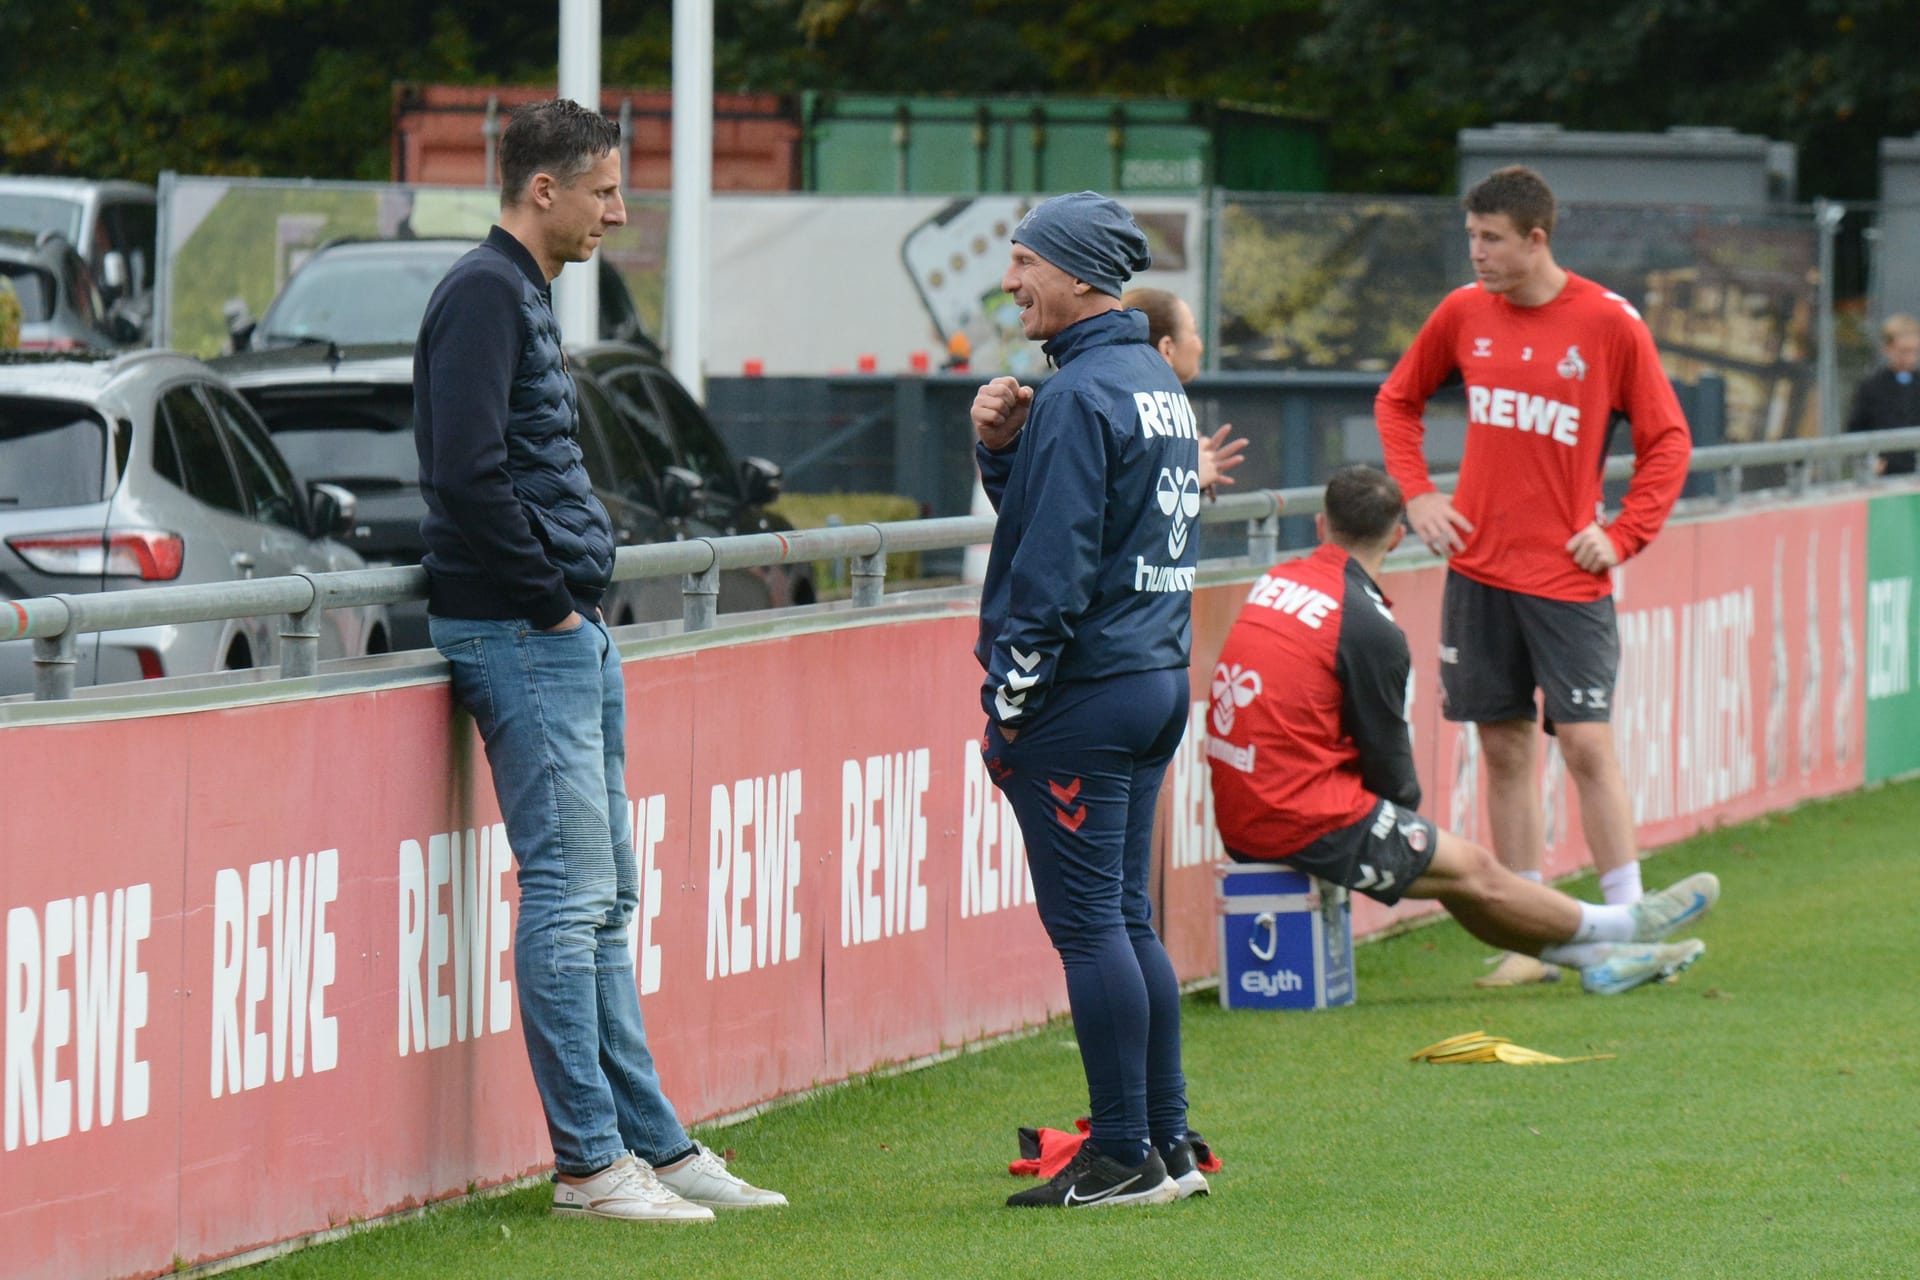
left=980, top=667, right=1190, bottom=1162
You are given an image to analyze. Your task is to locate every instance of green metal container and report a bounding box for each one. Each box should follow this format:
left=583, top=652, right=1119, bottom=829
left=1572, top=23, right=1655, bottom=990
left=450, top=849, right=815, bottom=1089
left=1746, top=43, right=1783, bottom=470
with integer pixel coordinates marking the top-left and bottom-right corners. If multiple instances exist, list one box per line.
left=798, top=94, right=1325, bottom=194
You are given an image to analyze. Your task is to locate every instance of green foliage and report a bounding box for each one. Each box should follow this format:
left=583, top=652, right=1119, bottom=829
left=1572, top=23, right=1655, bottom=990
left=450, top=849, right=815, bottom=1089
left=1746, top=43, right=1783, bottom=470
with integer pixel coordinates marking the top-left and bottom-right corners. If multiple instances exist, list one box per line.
left=1298, top=0, right=1920, bottom=196
left=1216, top=198, right=1457, bottom=370
left=0, top=278, right=19, bottom=349
left=1, top=2, right=1915, bottom=197
left=234, top=778, right=1920, bottom=1277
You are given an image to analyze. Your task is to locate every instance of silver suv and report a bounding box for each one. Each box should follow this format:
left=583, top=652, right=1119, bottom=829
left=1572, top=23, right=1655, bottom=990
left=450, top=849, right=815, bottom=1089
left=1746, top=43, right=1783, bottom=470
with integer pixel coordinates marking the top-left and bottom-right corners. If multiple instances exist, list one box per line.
left=0, top=351, right=389, bottom=695
left=0, top=176, right=157, bottom=308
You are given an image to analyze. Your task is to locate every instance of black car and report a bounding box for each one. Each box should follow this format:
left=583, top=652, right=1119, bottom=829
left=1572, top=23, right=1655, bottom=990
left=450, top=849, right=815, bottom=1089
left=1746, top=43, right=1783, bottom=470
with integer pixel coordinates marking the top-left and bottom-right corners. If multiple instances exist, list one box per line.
left=227, top=237, right=650, bottom=353
left=576, top=342, right=812, bottom=604
left=214, top=343, right=792, bottom=649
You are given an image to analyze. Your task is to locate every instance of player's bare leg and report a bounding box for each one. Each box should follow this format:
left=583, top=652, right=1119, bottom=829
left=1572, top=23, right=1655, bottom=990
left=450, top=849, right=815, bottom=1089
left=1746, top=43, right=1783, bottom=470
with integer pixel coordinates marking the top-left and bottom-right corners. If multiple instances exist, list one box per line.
left=1477, top=719, right=1545, bottom=875
left=1473, top=719, right=1554, bottom=984
left=1407, top=830, right=1718, bottom=994
left=1409, top=830, right=1578, bottom=951
left=1555, top=721, right=1641, bottom=900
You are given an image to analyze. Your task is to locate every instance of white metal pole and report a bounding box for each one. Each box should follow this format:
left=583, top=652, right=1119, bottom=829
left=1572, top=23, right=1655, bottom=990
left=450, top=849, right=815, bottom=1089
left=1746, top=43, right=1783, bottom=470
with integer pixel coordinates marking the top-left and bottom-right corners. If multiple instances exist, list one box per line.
left=669, top=0, right=713, bottom=401
left=555, top=0, right=602, bottom=345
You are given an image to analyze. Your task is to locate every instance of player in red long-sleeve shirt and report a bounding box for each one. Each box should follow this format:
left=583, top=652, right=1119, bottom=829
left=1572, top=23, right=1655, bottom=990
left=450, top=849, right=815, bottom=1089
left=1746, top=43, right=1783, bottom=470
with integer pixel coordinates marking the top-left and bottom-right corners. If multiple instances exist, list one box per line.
left=1208, top=467, right=1716, bottom=996
left=1375, top=166, right=1692, bottom=987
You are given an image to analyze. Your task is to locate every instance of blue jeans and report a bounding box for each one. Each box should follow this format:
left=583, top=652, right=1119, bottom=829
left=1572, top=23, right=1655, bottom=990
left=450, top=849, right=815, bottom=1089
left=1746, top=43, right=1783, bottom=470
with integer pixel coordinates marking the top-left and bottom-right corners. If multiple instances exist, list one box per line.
left=430, top=614, right=690, bottom=1176
left=980, top=668, right=1191, bottom=1160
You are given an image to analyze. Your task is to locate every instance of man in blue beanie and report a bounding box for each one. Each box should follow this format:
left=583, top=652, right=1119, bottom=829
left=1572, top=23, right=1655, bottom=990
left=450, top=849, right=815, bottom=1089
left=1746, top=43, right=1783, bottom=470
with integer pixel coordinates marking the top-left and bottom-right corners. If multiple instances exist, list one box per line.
left=972, top=191, right=1206, bottom=1208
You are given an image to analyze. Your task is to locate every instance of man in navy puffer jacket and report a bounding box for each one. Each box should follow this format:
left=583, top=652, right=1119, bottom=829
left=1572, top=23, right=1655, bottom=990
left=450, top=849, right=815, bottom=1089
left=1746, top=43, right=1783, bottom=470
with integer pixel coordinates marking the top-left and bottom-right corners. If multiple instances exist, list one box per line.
left=416, top=98, right=783, bottom=1223
left=974, top=192, right=1205, bottom=1210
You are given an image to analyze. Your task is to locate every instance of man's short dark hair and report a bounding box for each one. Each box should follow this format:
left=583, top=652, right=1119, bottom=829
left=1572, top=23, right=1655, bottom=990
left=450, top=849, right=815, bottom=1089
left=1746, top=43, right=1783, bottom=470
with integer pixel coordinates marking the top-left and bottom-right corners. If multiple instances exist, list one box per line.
left=1323, top=465, right=1404, bottom=546
left=499, top=99, right=621, bottom=206
left=1463, top=165, right=1557, bottom=240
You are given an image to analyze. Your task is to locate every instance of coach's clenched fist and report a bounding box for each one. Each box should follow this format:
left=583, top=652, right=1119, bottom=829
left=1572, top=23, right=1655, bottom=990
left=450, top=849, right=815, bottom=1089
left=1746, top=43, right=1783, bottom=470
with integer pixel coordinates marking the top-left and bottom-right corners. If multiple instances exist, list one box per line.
left=971, top=375, right=1033, bottom=451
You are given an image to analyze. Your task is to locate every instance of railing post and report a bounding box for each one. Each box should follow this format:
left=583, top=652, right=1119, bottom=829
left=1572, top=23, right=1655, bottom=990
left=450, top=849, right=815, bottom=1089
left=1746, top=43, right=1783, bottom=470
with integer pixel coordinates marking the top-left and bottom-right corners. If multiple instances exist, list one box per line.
left=851, top=527, right=887, bottom=607
left=32, top=594, right=77, bottom=701
left=682, top=564, right=720, bottom=632
left=1248, top=511, right=1279, bottom=564
left=280, top=573, right=323, bottom=679
left=1717, top=466, right=1741, bottom=504
left=1789, top=459, right=1810, bottom=497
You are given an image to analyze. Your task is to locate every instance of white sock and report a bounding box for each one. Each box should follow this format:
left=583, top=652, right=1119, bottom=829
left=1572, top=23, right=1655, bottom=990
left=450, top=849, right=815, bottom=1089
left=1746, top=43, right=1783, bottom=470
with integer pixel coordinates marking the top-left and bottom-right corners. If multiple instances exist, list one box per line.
left=1569, top=901, right=1636, bottom=944
left=1598, top=863, right=1643, bottom=904
left=1517, top=869, right=1545, bottom=885
left=1539, top=941, right=1613, bottom=969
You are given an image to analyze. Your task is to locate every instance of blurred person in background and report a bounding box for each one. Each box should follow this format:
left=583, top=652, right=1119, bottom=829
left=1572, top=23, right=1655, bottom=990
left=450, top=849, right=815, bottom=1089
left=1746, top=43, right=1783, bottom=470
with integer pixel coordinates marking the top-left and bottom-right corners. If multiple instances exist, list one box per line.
left=1844, top=312, right=1920, bottom=475
left=1122, top=286, right=1246, bottom=494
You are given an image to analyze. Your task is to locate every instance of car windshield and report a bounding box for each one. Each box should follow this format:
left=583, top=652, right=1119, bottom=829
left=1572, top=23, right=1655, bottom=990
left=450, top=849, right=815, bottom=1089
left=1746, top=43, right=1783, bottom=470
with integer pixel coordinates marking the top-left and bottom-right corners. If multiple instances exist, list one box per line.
left=0, top=194, right=83, bottom=245
left=0, top=263, right=54, bottom=321
left=0, top=396, right=108, bottom=508
left=252, top=391, right=418, bottom=489
left=257, top=244, right=469, bottom=347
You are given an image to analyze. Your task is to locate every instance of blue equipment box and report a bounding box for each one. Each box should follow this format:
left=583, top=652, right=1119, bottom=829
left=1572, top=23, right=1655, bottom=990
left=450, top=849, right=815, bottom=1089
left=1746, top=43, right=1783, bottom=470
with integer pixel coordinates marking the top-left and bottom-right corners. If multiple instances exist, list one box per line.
left=1215, top=862, right=1355, bottom=1010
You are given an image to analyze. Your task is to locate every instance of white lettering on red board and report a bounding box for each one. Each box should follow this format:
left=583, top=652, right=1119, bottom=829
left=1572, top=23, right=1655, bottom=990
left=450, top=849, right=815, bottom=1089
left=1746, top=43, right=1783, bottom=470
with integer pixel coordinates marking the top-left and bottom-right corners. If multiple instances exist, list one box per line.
left=840, top=749, right=930, bottom=945
left=210, top=852, right=338, bottom=1097
left=398, top=830, right=512, bottom=1055
left=960, top=739, right=1032, bottom=918
left=707, top=771, right=804, bottom=978
left=5, top=883, right=151, bottom=1150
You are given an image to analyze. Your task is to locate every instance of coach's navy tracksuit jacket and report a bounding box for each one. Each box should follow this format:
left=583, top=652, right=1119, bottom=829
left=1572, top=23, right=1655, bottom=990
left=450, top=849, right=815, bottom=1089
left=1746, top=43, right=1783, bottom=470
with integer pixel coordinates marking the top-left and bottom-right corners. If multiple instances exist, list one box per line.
left=974, top=308, right=1201, bottom=727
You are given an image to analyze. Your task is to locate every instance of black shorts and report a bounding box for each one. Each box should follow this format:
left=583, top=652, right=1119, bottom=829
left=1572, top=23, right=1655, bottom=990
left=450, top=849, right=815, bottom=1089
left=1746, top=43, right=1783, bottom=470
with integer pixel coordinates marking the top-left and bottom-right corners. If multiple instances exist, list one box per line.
left=1439, top=569, right=1619, bottom=730
left=1229, top=797, right=1437, bottom=906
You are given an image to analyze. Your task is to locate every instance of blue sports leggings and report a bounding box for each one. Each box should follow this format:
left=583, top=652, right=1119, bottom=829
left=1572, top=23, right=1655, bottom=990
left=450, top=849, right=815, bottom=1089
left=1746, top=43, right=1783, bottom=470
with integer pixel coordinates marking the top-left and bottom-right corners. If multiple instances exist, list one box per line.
left=980, top=667, right=1190, bottom=1158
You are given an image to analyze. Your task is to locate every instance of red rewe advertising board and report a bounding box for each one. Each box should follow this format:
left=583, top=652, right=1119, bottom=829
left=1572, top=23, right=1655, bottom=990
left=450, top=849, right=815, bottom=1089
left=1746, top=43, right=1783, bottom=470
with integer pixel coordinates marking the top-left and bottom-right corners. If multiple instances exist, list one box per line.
left=0, top=494, right=1870, bottom=1279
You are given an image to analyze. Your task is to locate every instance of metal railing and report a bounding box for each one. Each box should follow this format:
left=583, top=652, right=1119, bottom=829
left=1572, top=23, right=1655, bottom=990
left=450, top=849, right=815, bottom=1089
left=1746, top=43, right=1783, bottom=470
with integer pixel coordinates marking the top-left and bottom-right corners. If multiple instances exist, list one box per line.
left=7, top=430, right=1920, bottom=702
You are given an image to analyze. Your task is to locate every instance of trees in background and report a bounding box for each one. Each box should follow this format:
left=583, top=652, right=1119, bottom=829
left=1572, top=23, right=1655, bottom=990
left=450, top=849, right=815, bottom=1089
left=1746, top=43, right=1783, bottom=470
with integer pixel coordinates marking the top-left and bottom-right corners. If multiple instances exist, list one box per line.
left=1, top=0, right=1913, bottom=198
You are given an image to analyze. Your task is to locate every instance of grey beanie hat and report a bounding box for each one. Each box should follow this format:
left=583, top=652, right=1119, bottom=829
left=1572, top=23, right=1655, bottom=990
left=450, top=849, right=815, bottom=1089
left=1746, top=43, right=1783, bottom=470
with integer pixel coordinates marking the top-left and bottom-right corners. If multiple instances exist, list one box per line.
left=1011, top=191, right=1152, bottom=298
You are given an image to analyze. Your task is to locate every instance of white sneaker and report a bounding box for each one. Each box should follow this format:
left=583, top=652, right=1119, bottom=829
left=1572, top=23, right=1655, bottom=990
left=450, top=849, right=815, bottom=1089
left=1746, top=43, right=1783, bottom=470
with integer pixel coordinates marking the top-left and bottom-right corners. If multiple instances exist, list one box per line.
left=1630, top=872, right=1720, bottom=942
left=1581, top=939, right=1707, bottom=996
left=655, top=1141, right=789, bottom=1209
left=552, top=1154, right=715, bottom=1222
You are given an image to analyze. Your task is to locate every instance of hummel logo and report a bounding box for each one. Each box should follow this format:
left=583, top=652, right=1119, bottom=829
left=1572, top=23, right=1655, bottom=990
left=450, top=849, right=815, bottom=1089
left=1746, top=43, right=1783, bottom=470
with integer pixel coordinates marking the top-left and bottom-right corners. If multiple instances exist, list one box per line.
left=1050, top=777, right=1087, bottom=832
left=1062, top=1174, right=1142, bottom=1206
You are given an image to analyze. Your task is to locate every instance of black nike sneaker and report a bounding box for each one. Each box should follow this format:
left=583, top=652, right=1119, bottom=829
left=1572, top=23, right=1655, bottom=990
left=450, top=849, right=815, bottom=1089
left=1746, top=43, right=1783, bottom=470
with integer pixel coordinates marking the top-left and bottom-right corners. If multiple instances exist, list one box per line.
left=1162, top=1138, right=1210, bottom=1199
left=1005, top=1145, right=1179, bottom=1208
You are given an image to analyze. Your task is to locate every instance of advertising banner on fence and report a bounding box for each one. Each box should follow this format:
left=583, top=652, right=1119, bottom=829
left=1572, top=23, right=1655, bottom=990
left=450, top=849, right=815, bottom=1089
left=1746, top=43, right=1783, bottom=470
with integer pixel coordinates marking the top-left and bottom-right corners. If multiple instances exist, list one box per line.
left=1864, top=491, right=1920, bottom=782
left=0, top=494, right=1871, bottom=1279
